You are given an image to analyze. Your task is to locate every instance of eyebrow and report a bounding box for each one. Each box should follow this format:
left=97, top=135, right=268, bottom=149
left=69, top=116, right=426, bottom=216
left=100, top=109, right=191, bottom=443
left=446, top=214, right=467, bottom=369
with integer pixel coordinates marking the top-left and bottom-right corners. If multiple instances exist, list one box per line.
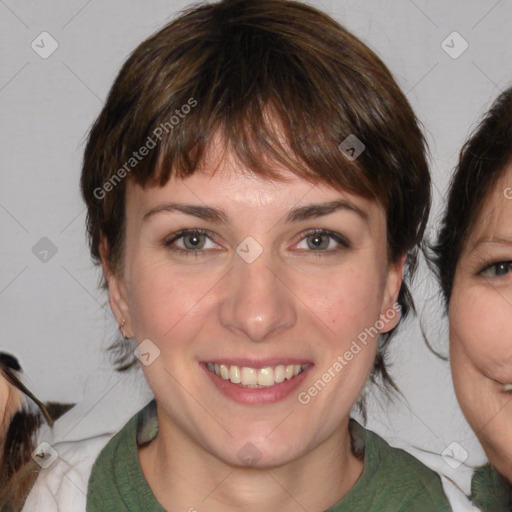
left=469, top=236, right=512, bottom=252
left=142, top=200, right=369, bottom=224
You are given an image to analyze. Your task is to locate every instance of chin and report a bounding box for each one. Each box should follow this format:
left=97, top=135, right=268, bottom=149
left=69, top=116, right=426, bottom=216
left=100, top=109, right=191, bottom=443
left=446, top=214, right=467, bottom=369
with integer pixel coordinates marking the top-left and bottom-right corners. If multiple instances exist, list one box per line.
left=210, top=433, right=302, bottom=469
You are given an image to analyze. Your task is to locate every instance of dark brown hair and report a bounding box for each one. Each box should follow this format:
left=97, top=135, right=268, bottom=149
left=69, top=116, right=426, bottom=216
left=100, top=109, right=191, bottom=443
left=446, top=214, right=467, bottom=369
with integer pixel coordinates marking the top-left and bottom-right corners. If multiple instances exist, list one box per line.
left=80, top=0, right=431, bottom=391
left=432, top=86, right=512, bottom=306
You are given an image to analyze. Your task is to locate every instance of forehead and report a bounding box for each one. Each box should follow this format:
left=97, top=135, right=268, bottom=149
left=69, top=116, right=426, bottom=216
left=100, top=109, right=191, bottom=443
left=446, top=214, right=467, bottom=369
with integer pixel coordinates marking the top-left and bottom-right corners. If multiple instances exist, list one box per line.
left=125, top=148, right=384, bottom=225
left=129, top=128, right=384, bottom=216
left=465, top=164, right=512, bottom=248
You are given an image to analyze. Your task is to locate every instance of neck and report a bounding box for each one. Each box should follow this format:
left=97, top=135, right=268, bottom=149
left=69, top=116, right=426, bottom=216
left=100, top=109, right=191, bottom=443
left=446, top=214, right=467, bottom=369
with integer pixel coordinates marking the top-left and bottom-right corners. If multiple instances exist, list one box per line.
left=138, top=409, right=364, bottom=511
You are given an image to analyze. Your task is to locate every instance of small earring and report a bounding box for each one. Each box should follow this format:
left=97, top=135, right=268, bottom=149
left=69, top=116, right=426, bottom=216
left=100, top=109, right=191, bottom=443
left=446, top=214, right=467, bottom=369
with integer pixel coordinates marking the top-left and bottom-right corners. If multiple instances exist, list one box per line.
left=119, top=318, right=128, bottom=340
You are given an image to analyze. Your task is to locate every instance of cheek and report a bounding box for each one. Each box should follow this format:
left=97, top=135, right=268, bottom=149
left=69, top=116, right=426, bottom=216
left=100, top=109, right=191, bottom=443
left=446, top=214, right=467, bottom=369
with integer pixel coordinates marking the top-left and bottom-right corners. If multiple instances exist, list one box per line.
left=450, top=288, right=512, bottom=381
left=126, top=257, right=217, bottom=344
left=298, top=262, right=387, bottom=346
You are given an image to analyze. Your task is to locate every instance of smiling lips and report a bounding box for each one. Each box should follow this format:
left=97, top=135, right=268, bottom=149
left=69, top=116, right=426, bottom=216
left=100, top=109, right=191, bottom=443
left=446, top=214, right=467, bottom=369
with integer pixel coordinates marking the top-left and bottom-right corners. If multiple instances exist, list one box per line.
left=206, top=362, right=309, bottom=387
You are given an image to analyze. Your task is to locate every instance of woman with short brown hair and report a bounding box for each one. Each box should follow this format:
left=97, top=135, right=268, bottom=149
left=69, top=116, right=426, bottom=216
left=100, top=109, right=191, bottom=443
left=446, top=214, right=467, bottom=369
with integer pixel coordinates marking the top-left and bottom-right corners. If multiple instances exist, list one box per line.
left=7, top=1, right=454, bottom=510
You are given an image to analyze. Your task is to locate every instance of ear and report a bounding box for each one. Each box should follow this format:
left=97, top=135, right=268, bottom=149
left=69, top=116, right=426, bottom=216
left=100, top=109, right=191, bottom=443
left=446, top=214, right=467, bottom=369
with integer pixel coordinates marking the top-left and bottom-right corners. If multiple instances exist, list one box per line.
left=379, top=253, right=406, bottom=333
left=99, top=234, right=134, bottom=339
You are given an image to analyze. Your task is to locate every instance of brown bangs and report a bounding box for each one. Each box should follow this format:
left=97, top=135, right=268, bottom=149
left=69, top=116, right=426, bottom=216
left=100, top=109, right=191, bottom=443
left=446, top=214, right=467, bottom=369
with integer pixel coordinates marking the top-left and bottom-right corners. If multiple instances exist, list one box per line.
left=103, top=3, right=390, bottom=198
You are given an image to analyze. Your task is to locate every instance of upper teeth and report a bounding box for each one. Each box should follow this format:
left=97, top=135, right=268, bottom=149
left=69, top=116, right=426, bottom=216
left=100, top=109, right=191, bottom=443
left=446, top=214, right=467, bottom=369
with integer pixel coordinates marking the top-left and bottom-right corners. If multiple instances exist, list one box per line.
left=206, top=363, right=307, bottom=387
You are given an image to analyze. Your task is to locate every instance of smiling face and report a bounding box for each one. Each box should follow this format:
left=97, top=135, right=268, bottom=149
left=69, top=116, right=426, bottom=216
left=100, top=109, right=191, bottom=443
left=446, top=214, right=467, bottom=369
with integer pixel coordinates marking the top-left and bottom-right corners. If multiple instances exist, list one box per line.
left=102, top=142, right=403, bottom=471
left=449, top=165, right=512, bottom=481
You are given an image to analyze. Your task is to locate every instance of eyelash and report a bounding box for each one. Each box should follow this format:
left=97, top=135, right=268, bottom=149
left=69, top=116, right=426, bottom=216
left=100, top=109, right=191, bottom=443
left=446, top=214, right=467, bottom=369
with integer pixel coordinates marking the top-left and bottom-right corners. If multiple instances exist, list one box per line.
left=163, top=229, right=215, bottom=257
left=479, top=260, right=512, bottom=278
left=295, top=229, right=350, bottom=254
left=163, top=228, right=350, bottom=257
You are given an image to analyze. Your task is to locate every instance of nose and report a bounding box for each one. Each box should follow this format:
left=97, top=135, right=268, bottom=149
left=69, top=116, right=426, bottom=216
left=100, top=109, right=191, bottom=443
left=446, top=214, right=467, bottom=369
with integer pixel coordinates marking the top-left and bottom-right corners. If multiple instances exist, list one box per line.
left=219, top=247, right=297, bottom=343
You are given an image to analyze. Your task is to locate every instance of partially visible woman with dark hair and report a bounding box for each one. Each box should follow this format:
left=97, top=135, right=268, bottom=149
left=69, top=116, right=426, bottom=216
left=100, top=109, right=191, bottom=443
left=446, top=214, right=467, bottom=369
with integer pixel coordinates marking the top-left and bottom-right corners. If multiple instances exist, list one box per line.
left=432, top=86, right=512, bottom=511
left=0, top=353, right=74, bottom=511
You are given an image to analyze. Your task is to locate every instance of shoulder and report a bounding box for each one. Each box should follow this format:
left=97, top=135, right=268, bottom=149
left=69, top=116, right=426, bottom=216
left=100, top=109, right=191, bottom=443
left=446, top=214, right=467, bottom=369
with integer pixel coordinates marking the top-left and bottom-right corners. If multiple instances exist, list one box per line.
left=86, top=400, right=160, bottom=512
left=89, top=398, right=156, bottom=478
left=470, top=464, right=512, bottom=512
left=348, top=421, right=452, bottom=511
left=88, top=404, right=139, bottom=480
left=356, top=421, right=446, bottom=487
left=22, top=385, right=154, bottom=512
left=23, top=406, right=143, bottom=512
left=21, top=434, right=112, bottom=512
left=15, top=365, right=153, bottom=512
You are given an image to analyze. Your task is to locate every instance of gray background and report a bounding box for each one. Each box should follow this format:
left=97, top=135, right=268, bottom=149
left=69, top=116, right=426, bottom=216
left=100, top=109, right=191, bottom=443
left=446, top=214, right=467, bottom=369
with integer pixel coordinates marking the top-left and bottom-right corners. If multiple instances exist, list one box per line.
left=1, top=0, right=511, bottom=487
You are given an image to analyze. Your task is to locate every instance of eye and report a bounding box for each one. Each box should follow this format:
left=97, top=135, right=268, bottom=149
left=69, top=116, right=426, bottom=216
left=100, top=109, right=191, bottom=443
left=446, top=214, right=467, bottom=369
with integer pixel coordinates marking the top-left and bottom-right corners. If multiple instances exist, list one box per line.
left=164, top=229, right=220, bottom=254
left=295, top=229, right=350, bottom=252
left=480, top=261, right=512, bottom=278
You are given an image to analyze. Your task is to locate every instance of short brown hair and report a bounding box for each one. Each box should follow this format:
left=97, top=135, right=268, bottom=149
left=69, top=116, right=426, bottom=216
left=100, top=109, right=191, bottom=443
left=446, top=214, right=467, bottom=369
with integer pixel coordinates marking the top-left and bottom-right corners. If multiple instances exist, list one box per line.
left=80, top=0, right=430, bottom=389
left=433, top=86, right=512, bottom=306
